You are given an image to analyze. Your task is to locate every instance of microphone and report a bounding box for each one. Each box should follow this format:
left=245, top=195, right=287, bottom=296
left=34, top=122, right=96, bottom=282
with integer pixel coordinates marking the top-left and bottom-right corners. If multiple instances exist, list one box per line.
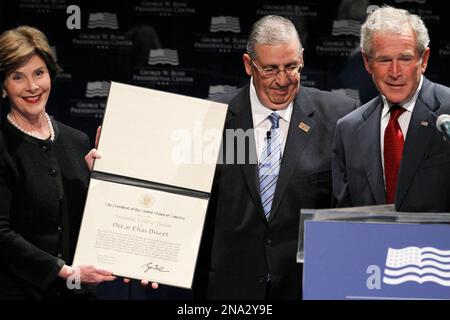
left=436, top=114, right=450, bottom=140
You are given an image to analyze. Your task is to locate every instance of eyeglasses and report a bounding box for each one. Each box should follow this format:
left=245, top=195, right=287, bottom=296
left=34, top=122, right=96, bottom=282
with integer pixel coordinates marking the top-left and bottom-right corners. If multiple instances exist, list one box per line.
left=251, top=60, right=303, bottom=78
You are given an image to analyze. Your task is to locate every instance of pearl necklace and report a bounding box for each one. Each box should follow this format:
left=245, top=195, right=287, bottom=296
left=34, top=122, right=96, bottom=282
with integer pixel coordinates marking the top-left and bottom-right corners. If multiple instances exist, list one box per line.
left=7, top=112, right=55, bottom=141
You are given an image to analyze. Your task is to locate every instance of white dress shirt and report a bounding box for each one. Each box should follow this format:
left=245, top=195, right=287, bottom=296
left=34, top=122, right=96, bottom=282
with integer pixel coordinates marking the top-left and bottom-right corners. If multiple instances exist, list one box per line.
left=249, top=78, right=293, bottom=163
left=380, top=75, right=424, bottom=180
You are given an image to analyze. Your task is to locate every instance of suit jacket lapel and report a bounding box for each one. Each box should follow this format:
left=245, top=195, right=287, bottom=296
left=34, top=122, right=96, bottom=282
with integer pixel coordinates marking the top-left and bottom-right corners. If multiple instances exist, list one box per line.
left=396, top=79, right=439, bottom=208
left=268, top=89, right=315, bottom=222
left=357, top=97, right=387, bottom=204
left=228, top=86, right=266, bottom=219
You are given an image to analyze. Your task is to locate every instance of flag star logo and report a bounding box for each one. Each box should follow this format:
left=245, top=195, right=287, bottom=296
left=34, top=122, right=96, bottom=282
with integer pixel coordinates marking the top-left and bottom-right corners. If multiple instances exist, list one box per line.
left=210, top=16, right=241, bottom=33
left=148, top=49, right=179, bottom=66
left=383, top=247, right=450, bottom=287
left=85, top=81, right=110, bottom=98
left=331, top=20, right=361, bottom=37
left=208, top=85, right=237, bottom=100
left=88, top=12, right=119, bottom=29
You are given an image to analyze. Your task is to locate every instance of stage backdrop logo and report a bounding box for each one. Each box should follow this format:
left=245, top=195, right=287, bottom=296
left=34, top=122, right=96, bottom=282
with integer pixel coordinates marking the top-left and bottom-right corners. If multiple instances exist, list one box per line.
left=88, top=13, right=119, bottom=30
left=316, top=37, right=360, bottom=58
left=72, top=12, right=132, bottom=50
left=331, top=20, right=361, bottom=37
left=18, top=0, right=69, bottom=12
left=69, top=81, right=109, bottom=119
left=133, top=49, right=196, bottom=88
left=194, top=17, right=246, bottom=54
left=255, top=3, right=318, bottom=18
left=134, top=1, right=196, bottom=17
left=210, top=16, right=241, bottom=33
left=85, top=82, right=111, bottom=98
left=148, top=49, right=180, bottom=66
left=208, top=85, right=238, bottom=100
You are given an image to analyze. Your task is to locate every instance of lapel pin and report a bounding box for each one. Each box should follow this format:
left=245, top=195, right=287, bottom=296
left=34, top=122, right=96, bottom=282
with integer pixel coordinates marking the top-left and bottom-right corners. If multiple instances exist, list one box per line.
left=298, top=122, right=310, bottom=133
left=420, top=121, right=429, bottom=127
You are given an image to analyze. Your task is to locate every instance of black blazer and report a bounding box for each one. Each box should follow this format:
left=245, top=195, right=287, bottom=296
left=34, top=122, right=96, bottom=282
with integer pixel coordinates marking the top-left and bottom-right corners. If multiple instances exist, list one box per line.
left=333, top=77, right=450, bottom=212
left=196, top=84, right=357, bottom=299
left=0, top=119, right=90, bottom=299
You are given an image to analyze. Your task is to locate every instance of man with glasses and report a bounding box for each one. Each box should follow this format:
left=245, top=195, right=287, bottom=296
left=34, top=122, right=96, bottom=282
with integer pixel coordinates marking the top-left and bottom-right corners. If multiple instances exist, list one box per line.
left=333, top=6, right=450, bottom=212
left=195, top=15, right=357, bottom=300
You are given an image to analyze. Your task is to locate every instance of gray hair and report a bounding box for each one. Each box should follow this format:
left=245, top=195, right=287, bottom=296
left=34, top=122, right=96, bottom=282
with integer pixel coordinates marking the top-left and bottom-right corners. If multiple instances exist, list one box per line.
left=246, top=15, right=303, bottom=60
left=361, top=6, right=430, bottom=58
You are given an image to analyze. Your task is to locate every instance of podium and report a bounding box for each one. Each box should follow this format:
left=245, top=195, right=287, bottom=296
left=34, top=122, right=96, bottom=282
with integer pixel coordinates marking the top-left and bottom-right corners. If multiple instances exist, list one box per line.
left=298, top=205, right=450, bottom=300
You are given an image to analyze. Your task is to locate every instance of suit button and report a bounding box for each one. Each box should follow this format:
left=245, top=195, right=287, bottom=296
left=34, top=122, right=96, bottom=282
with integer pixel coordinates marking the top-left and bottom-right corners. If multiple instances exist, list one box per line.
left=49, top=168, right=57, bottom=176
left=58, top=195, right=64, bottom=202
left=265, top=237, right=272, bottom=245
left=258, top=273, right=271, bottom=283
left=42, top=145, right=48, bottom=151
left=57, top=226, right=63, bottom=232
left=57, top=253, right=63, bottom=258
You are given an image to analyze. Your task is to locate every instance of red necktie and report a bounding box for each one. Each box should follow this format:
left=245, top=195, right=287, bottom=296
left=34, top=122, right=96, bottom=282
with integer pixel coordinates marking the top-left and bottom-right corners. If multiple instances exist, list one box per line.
left=384, top=105, right=406, bottom=204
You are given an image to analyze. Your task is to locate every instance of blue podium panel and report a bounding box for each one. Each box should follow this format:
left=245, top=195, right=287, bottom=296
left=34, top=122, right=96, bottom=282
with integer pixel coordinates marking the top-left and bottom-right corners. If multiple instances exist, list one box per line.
left=303, top=221, right=450, bottom=300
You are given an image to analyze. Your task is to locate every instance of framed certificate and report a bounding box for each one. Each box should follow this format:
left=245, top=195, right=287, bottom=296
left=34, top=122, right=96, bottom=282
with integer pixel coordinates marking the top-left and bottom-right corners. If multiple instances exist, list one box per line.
left=73, top=82, right=227, bottom=289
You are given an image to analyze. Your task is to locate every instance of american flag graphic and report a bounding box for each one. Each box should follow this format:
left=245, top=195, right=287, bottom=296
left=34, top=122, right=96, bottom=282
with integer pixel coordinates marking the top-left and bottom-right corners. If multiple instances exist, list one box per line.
left=383, top=247, right=450, bottom=287
left=208, top=85, right=237, bottom=100
left=88, top=13, right=119, bottom=29
left=85, top=81, right=110, bottom=98
left=148, top=49, right=179, bottom=66
left=210, top=16, right=241, bottom=33
left=331, top=20, right=361, bottom=37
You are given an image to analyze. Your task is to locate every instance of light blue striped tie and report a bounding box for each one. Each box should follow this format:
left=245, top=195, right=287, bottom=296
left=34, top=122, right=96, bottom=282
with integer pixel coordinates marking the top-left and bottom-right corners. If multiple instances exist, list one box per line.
left=258, top=112, right=282, bottom=220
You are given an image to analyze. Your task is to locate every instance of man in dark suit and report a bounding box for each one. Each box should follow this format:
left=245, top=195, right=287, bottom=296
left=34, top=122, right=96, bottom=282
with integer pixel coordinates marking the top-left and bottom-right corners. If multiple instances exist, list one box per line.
left=333, top=6, right=450, bottom=212
left=196, top=15, right=357, bottom=300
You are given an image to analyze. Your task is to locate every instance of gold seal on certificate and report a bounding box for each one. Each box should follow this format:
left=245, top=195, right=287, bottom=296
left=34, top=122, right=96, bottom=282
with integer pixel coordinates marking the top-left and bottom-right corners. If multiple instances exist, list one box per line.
left=139, top=193, right=154, bottom=208
left=73, top=82, right=227, bottom=288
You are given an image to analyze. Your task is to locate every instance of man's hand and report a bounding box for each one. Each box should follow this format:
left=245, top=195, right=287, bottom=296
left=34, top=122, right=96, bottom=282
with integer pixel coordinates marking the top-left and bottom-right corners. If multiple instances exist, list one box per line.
left=58, top=264, right=116, bottom=285
left=122, top=278, right=159, bottom=289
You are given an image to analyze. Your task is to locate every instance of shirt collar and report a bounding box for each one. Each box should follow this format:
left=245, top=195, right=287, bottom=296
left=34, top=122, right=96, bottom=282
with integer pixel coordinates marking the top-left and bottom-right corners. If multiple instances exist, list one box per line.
left=381, top=75, right=423, bottom=119
left=249, top=77, right=293, bottom=127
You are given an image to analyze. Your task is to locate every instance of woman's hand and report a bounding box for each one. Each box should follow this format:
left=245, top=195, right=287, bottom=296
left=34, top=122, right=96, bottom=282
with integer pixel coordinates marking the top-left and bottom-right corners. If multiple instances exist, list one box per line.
left=85, top=148, right=101, bottom=171
left=84, top=126, right=102, bottom=171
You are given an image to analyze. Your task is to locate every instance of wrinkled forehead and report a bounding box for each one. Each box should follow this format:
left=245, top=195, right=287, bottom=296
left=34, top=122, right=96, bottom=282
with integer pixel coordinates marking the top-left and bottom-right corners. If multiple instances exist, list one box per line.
left=370, top=30, right=419, bottom=56
left=254, top=40, right=303, bottom=62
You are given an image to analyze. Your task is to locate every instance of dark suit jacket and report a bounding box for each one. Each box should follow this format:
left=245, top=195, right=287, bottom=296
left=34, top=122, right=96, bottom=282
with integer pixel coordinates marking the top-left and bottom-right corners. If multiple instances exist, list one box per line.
left=333, top=77, right=450, bottom=212
left=0, top=119, right=90, bottom=299
left=196, top=84, right=357, bottom=300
